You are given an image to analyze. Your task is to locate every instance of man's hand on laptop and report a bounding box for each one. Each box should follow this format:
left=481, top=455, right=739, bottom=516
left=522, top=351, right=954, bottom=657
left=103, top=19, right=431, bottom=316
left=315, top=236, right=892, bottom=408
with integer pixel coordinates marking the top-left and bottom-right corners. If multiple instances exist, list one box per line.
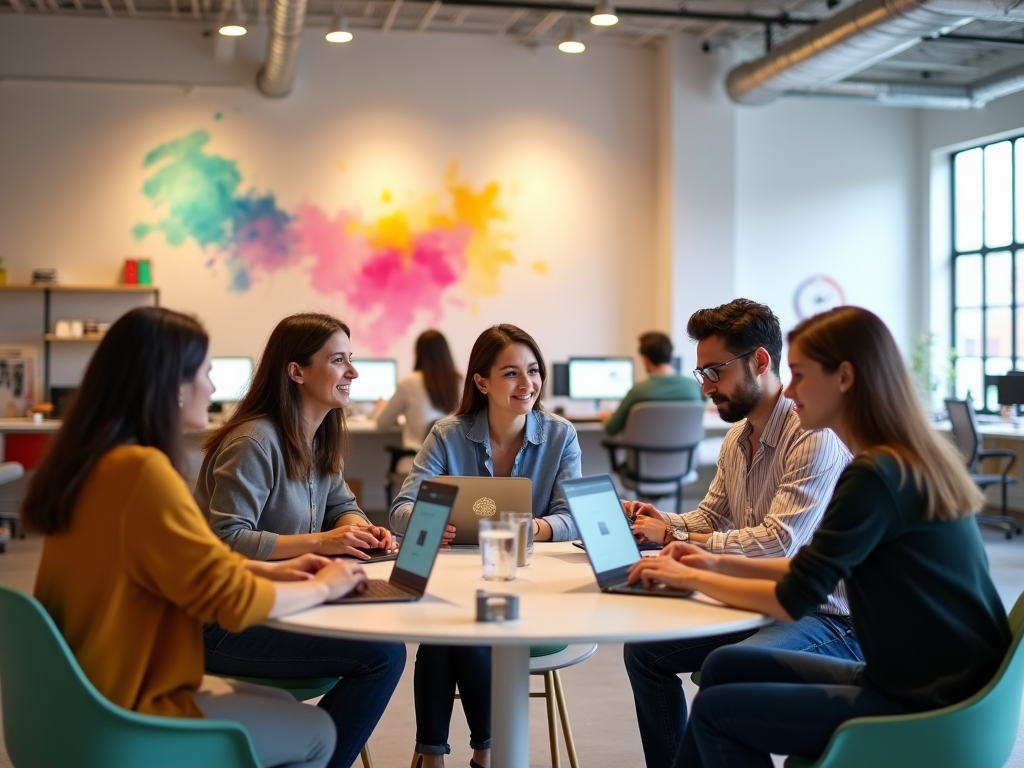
left=626, top=556, right=695, bottom=593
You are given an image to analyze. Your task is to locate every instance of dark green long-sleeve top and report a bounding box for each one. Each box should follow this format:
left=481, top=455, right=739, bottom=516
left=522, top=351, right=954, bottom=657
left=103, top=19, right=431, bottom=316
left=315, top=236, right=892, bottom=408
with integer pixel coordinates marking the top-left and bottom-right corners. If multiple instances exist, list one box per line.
left=776, top=452, right=1011, bottom=708
left=604, top=375, right=703, bottom=436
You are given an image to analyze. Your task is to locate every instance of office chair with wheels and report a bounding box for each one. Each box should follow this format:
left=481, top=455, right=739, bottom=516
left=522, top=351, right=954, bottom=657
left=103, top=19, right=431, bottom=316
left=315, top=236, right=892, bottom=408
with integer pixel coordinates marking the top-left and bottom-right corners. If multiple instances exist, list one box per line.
left=0, top=585, right=261, bottom=768
left=784, top=588, right=1024, bottom=768
left=384, top=446, right=418, bottom=505
left=945, top=398, right=1021, bottom=538
left=602, top=401, right=705, bottom=514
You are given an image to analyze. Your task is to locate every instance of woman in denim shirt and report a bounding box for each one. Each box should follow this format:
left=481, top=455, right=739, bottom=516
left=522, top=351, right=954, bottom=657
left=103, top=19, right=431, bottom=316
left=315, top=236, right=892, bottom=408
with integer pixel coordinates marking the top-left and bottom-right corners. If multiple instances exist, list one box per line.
left=390, top=324, right=582, bottom=768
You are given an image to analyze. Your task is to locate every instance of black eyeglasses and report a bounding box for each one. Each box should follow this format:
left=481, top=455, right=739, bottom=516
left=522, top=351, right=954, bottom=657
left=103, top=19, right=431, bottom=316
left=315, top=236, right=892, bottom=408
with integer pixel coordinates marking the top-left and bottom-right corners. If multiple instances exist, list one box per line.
left=692, top=350, right=756, bottom=385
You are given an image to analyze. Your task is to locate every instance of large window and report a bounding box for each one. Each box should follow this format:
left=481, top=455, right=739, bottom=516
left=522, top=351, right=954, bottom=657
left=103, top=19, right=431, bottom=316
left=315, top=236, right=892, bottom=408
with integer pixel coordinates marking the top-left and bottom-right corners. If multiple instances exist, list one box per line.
left=952, top=135, right=1024, bottom=412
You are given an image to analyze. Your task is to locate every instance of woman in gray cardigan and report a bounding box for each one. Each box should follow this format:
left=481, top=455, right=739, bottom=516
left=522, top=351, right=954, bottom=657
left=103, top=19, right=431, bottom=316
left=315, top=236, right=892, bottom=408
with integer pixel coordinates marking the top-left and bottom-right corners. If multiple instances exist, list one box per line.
left=194, top=313, right=405, bottom=768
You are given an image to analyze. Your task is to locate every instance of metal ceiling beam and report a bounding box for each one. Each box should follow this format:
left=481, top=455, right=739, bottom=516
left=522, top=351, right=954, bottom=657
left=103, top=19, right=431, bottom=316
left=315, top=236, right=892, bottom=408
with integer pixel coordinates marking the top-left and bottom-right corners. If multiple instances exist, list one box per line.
left=416, top=0, right=441, bottom=30
left=99, top=0, right=114, bottom=15
left=932, top=31, right=1024, bottom=46
left=8, top=0, right=23, bottom=10
left=435, top=0, right=821, bottom=26
left=521, top=8, right=563, bottom=43
left=497, top=7, right=525, bottom=33
left=382, top=0, right=402, bottom=30
left=123, top=0, right=136, bottom=15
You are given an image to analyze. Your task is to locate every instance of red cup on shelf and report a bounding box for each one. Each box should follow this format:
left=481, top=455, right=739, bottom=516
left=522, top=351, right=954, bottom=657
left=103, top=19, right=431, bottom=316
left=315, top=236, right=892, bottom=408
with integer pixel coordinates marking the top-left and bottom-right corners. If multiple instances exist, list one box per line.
left=124, top=259, right=138, bottom=285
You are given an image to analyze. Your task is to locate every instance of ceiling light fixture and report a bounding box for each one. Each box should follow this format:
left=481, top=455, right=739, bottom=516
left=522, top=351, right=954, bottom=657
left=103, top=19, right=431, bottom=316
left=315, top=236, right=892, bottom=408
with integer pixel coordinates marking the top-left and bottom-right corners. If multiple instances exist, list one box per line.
left=326, top=12, right=353, bottom=42
left=590, top=0, right=618, bottom=26
left=218, top=0, right=247, bottom=36
left=558, top=26, right=586, bottom=53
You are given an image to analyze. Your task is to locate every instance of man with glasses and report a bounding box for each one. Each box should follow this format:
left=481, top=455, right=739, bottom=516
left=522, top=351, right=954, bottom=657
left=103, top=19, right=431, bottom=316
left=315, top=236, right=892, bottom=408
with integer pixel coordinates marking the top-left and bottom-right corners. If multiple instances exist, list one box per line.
left=623, top=298, right=862, bottom=768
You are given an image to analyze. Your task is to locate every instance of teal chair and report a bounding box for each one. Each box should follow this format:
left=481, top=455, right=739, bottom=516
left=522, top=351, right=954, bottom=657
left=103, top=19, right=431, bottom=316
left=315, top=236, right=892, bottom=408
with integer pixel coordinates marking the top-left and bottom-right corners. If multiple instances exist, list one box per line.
left=784, top=590, right=1024, bottom=768
left=0, top=585, right=262, bottom=768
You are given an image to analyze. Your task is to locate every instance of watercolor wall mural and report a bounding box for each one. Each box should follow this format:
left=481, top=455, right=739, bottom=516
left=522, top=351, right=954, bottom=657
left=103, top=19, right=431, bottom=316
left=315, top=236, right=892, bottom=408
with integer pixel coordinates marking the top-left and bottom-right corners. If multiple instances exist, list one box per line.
left=132, top=129, right=527, bottom=352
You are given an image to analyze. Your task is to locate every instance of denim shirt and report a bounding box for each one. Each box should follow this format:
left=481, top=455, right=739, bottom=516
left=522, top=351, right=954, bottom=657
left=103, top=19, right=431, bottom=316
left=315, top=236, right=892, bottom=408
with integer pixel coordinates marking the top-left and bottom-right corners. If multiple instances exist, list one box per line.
left=389, top=408, right=582, bottom=541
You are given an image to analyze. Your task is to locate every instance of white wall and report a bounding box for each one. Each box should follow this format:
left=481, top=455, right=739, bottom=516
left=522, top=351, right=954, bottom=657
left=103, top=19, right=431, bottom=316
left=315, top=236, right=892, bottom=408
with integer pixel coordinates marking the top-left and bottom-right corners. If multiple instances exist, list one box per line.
left=735, top=97, right=921, bottom=354
left=0, top=16, right=657, bottom=385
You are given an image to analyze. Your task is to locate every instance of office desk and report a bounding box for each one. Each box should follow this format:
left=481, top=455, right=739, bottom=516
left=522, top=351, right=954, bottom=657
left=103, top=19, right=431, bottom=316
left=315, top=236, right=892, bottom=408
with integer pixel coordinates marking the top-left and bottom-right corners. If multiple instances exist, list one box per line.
left=269, top=541, right=770, bottom=768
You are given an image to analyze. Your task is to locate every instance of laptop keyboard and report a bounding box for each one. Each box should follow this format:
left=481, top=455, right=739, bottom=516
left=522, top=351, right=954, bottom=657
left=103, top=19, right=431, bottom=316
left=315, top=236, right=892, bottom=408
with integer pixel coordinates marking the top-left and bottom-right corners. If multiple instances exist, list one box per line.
left=352, top=579, right=410, bottom=599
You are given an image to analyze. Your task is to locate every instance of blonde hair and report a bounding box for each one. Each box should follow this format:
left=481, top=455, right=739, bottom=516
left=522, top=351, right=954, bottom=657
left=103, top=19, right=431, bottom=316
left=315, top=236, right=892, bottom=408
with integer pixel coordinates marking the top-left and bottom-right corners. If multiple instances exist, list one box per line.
left=788, top=306, right=983, bottom=522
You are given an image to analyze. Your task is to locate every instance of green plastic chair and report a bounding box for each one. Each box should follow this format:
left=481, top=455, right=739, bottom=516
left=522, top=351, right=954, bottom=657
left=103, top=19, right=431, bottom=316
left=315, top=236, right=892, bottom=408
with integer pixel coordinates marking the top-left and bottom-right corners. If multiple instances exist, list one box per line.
left=785, top=589, right=1024, bottom=768
left=0, top=585, right=261, bottom=768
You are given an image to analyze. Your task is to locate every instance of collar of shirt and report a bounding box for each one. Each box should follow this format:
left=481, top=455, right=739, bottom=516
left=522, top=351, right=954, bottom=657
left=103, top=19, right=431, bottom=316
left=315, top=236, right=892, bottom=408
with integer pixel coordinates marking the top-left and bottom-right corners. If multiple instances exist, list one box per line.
left=738, top=390, right=793, bottom=451
left=465, top=408, right=548, bottom=450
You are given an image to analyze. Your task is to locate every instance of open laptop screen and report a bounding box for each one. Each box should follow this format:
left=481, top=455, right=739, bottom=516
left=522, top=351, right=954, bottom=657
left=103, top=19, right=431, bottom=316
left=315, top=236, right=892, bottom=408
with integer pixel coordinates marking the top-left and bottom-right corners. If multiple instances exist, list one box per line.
left=393, top=480, right=457, bottom=589
left=563, top=475, right=639, bottom=580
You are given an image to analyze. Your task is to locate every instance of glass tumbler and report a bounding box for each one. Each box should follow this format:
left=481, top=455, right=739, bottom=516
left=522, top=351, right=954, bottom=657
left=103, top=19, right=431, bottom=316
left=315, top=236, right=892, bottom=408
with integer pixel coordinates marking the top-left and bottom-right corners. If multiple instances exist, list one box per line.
left=500, top=511, right=533, bottom=567
left=479, top=520, right=516, bottom=581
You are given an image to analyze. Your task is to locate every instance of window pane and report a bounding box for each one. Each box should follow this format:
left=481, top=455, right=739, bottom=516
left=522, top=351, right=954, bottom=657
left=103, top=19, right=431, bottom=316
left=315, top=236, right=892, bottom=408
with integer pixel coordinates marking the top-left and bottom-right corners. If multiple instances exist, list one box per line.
left=955, top=148, right=983, bottom=252
left=956, top=253, right=983, bottom=307
left=1017, top=309, right=1024, bottom=358
left=985, top=141, right=1013, bottom=248
left=986, top=251, right=1013, bottom=306
left=1017, top=138, right=1023, bottom=245
left=986, top=357, right=1013, bottom=411
left=957, top=308, right=983, bottom=357
left=987, top=307, right=1012, bottom=357
left=956, top=357, right=983, bottom=405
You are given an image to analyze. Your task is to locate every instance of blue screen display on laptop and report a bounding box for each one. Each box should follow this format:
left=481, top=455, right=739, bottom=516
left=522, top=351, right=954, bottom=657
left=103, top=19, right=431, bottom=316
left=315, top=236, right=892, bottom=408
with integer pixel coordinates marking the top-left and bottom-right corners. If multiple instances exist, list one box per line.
left=565, top=477, right=638, bottom=575
left=397, top=500, right=449, bottom=579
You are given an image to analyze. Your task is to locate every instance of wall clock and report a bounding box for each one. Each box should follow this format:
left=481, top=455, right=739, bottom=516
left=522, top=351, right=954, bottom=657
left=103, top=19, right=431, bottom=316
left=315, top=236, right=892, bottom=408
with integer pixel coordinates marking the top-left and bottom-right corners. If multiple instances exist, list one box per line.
left=794, top=275, right=846, bottom=320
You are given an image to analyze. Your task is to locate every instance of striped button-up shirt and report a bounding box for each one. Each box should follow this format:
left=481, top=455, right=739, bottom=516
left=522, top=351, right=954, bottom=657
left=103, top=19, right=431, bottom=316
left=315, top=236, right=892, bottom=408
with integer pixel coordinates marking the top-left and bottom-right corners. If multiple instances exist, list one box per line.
left=665, top=392, right=851, bottom=616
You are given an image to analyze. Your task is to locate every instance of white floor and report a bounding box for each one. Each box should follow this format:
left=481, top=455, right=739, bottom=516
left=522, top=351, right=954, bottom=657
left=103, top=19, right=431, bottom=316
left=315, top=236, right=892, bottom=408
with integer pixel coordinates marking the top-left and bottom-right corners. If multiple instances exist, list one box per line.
left=3, top=526, right=1024, bottom=768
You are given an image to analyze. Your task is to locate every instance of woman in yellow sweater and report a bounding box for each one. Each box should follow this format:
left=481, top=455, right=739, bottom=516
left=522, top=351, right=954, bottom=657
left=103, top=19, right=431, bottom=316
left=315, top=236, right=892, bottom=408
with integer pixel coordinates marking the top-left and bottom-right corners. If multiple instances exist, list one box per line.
left=23, top=307, right=367, bottom=768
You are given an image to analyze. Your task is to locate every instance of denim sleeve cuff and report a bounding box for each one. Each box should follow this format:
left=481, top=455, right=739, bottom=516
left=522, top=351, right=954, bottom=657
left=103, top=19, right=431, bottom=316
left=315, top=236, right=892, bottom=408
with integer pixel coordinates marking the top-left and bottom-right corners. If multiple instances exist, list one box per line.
left=544, top=512, right=577, bottom=542
left=227, top=530, right=278, bottom=561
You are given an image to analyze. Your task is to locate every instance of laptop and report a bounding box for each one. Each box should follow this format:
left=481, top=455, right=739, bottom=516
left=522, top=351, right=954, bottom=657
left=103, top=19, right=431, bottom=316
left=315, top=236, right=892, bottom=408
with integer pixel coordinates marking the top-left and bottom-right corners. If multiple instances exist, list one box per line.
left=330, top=480, right=457, bottom=603
left=440, top=476, right=533, bottom=547
left=563, top=474, right=693, bottom=598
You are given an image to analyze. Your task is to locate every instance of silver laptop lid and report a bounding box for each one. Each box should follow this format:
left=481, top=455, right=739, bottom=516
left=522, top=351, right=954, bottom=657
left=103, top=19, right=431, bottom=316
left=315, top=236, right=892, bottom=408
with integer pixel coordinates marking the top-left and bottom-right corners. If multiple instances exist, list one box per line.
left=440, top=476, right=533, bottom=546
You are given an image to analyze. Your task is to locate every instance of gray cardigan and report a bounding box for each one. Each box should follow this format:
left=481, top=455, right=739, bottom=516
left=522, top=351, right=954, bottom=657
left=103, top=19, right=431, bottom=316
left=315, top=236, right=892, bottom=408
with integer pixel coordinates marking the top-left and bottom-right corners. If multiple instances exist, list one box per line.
left=194, top=418, right=368, bottom=560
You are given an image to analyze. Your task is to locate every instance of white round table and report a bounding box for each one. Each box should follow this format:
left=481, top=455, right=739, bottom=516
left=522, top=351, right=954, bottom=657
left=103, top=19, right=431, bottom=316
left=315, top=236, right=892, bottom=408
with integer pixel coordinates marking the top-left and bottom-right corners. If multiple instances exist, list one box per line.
left=269, top=542, right=771, bottom=767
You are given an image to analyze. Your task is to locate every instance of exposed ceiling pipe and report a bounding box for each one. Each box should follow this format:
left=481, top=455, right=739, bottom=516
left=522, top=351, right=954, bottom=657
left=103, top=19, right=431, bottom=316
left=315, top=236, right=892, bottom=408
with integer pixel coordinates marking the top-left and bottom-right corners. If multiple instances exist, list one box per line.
left=257, top=0, right=308, bottom=97
left=726, top=0, right=1024, bottom=107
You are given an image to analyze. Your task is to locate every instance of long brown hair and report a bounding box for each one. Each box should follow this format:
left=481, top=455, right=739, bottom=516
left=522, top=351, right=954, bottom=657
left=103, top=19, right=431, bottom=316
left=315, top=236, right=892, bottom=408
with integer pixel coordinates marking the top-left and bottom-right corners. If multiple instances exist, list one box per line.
left=789, top=306, right=983, bottom=522
left=22, top=307, right=209, bottom=534
left=204, top=313, right=350, bottom=481
left=456, top=324, right=546, bottom=415
left=414, top=330, right=461, bottom=414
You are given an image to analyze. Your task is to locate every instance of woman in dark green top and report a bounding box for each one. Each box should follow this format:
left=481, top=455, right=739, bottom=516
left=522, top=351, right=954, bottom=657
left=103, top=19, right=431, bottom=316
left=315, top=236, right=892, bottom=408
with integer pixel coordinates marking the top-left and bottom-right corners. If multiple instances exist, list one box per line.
left=628, top=306, right=1012, bottom=768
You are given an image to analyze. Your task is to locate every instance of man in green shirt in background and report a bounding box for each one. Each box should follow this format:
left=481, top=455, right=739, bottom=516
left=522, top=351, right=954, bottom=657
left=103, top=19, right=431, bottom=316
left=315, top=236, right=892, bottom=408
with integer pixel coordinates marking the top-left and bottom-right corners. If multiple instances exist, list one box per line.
left=602, top=331, right=703, bottom=436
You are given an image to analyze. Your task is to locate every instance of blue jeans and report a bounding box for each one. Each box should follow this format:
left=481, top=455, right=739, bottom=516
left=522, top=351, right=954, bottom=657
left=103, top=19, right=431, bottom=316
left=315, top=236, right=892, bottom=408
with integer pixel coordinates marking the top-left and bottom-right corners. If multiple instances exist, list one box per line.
left=413, top=645, right=492, bottom=755
left=203, top=624, right=406, bottom=768
left=624, top=613, right=863, bottom=768
left=676, top=645, right=919, bottom=768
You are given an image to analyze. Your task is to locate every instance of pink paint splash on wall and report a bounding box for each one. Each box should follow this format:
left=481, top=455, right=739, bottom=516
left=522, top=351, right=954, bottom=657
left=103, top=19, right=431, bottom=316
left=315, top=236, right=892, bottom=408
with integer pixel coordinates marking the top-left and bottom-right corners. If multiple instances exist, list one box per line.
left=135, top=132, right=521, bottom=352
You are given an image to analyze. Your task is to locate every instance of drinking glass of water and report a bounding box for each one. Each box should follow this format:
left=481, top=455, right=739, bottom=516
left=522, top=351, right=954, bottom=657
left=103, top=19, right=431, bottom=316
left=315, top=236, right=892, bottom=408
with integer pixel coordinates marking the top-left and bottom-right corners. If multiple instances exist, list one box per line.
left=500, top=511, right=533, bottom=567
left=479, top=520, right=516, bottom=581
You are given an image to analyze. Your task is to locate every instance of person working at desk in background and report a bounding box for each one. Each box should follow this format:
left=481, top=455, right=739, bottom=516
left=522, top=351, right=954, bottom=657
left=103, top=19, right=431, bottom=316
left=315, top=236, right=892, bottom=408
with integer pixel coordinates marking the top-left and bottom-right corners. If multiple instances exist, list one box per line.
left=194, top=313, right=405, bottom=768
left=24, top=307, right=371, bottom=768
left=602, top=331, right=703, bottom=436
left=629, top=306, right=1011, bottom=768
left=390, top=323, right=583, bottom=768
left=375, top=329, right=462, bottom=473
left=623, top=298, right=862, bottom=768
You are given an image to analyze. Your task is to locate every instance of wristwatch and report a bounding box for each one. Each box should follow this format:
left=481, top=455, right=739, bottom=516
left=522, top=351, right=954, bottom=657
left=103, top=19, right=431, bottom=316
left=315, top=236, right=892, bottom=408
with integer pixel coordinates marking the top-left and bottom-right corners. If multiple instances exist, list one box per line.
left=662, top=526, right=689, bottom=544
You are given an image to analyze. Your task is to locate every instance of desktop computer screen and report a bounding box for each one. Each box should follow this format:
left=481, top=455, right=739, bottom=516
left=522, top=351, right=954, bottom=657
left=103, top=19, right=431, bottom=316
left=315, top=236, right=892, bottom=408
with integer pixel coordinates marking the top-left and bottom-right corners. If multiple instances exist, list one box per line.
left=210, top=357, right=253, bottom=404
left=568, top=358, right=634, bottom=401
left=350, top=359, right=398, bottom=402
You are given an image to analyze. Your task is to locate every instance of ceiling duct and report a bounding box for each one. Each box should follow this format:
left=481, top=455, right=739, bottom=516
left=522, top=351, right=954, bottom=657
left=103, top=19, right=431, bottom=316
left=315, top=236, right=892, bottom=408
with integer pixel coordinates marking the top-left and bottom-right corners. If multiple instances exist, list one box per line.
left=257, top=0, right=309, bottom=97
left=726, top=0, right=1024, bottom=107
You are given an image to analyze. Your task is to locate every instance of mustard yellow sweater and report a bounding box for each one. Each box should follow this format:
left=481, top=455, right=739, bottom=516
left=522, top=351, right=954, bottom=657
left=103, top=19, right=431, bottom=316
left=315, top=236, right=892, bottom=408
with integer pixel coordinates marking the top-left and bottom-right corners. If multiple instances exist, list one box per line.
left=34, top=445, right=275, bottom=718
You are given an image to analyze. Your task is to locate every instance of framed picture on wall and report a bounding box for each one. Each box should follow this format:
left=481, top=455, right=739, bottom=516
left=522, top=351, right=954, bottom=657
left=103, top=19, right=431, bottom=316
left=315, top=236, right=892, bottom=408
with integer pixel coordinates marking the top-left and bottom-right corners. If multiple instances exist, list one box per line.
left=0, top=348, right=36, bottom=418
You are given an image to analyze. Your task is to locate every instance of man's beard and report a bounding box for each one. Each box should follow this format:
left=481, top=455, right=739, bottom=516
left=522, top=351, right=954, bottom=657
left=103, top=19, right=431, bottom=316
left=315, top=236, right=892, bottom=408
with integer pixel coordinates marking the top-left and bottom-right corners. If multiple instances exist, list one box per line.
left=712, top=368, right=762, bottom=423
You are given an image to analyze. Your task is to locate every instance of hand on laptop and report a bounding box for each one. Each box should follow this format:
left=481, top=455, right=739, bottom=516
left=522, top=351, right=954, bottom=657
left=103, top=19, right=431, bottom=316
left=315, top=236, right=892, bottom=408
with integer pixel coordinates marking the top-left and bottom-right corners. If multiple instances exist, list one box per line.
left=631, top=515, right=670, bottom=546
left=247, top=554, right=335, bottom=581
left=626, top=556, right=696, bottom=593
left=440, top=523, right=457, bottom=548
left=319, top=524, right=389, bottom=558
left=314, top=560, right=369, bottom=600
left=660, top=542, right=720, bottom=572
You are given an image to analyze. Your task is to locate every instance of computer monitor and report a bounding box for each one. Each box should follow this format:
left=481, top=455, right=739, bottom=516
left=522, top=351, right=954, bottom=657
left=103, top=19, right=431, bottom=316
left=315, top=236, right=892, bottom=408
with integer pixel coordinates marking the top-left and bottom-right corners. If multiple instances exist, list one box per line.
left=350, top=359, right=398, bottom=402
left=996, top=374, right=1024, bottom=406
left=210, top=357, right=253, bottom=404
left=552, top=363, right=570, bottom=397
left=568, top=358, right=634, bottom=402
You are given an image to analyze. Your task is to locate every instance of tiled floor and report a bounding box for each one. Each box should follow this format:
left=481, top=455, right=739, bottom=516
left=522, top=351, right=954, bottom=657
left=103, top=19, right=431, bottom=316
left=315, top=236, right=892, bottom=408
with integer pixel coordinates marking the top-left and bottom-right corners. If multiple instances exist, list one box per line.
left=3, top=526, right=1024, bottom=768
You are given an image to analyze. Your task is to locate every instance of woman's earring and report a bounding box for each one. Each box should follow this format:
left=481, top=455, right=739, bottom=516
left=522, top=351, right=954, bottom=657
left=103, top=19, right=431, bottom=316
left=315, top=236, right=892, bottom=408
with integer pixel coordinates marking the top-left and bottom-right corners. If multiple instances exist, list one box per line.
left=178, top=400, right=184, bottom=409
